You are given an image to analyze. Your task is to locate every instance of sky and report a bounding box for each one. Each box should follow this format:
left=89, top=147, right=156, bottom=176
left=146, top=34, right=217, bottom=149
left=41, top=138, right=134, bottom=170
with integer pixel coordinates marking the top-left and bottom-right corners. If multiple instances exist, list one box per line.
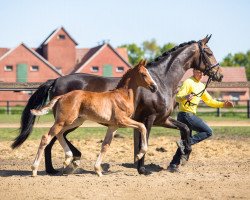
left=0, top=0, right=249, bottom=62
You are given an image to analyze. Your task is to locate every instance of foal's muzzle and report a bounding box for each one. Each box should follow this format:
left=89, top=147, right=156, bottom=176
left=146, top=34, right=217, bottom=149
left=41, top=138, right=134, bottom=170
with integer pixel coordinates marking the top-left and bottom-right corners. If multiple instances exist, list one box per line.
left=149, top=84, right=158, bottom=93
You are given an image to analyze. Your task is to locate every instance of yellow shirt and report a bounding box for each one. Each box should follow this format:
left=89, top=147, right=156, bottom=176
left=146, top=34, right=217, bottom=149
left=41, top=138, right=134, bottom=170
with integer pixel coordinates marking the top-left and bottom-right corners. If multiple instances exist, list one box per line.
left=176, top=77, right=224, bottom=114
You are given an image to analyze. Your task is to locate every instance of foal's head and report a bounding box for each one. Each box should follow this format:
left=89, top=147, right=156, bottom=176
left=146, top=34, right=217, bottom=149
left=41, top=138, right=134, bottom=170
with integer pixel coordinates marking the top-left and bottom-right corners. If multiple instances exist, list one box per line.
left=134, top=59, right=158, bottom=93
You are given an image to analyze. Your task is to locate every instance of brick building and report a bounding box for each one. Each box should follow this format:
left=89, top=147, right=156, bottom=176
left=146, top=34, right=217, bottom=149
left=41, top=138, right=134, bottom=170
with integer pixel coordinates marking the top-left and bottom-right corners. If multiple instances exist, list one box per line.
left=0, top=27, right=131, bottom=105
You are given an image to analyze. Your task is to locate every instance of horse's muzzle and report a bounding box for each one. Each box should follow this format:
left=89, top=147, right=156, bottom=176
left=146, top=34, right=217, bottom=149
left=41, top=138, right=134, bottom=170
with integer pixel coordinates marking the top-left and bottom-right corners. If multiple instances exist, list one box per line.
left=149, top=84, right=158, bottom=93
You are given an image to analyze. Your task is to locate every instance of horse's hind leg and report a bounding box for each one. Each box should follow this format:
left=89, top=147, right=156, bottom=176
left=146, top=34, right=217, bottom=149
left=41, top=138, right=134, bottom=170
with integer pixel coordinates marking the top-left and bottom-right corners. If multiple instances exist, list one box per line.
left=32, top=123, right=64, bottom=176
left=94, top=126, right=117, bottom=177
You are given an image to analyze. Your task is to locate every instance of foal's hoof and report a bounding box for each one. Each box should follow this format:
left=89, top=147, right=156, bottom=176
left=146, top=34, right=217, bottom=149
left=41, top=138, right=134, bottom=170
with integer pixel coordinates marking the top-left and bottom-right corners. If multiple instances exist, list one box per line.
left=138, top=167, right=152, bottom=175
left=96, top=171, right=103, bottom=177
left=135, top=153, right=144, bottom=162
left=73, top=160, right=81, bottom=168
left=31, top=166, right=37, bottom=177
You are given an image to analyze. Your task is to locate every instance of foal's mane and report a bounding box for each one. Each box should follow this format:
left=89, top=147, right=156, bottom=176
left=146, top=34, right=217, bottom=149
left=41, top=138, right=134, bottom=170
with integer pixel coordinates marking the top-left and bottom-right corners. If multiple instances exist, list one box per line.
left=147, top=40, right=197, bottom=67
left=115, top=67, right=135, bottom=89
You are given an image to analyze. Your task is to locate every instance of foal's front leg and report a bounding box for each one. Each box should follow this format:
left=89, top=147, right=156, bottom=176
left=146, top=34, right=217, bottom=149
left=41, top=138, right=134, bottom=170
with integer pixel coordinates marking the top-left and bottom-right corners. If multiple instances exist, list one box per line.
left=121, top=117, right=148, bottom=161
left=94, top=126, right=117, bottom=177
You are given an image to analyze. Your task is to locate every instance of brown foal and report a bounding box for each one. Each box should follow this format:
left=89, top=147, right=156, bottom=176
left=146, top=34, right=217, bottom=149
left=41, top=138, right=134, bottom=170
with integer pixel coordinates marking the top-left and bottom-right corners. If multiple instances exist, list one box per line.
left=30, top=59, right=158, bottom=176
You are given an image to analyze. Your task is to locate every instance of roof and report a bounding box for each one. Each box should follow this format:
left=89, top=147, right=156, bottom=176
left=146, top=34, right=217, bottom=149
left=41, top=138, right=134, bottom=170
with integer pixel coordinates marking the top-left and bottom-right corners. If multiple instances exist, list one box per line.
left=72, top=43, right=132, bottom=73
left=0, top=43, right=63, bottom=76
left=0, top=48, right=9, bottom=57
left=37, top=26, right=78, bottom=48
left=182, top=67, right=248, bottom=82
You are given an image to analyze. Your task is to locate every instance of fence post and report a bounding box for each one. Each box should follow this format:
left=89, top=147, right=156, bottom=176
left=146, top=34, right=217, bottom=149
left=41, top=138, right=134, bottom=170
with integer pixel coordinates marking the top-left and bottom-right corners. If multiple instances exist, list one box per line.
left=247, top=100, right=250, bottom=119
left=217, top=108, right=221, bottom=117
left=6, top=101, right=10, bottom=115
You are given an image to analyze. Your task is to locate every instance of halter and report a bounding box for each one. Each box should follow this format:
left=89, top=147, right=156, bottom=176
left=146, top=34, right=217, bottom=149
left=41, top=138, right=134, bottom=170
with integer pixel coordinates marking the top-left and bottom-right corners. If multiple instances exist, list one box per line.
left=184, top=41, right=220, bottom=107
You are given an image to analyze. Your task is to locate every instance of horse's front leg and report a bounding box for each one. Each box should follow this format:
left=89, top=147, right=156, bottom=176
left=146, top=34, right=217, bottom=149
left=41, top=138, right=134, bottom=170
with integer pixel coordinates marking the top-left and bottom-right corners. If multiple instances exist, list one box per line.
left=134, top=115, right=156, bottom=175
left=94, top=126, right=117, bottom=177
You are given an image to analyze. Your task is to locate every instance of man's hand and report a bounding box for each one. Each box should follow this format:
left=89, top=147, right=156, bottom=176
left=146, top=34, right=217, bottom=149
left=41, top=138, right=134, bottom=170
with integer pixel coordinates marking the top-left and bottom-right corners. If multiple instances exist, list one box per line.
left=223, top=100, right=234, bottom=108
left=185, top=93, right=194, bottom=101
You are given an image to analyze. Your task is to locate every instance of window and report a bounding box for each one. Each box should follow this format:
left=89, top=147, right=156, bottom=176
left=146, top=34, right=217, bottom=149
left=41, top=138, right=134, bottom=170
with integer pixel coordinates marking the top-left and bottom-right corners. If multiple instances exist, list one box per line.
left=116, top=66, right=124, bottom=73
left=4, top=65, right=13, bottom=71
left=58, top=34, right=66, bottom=40
left=31, top=65, right=39, bottom=71
left=91, top=66, right=99, bottom=72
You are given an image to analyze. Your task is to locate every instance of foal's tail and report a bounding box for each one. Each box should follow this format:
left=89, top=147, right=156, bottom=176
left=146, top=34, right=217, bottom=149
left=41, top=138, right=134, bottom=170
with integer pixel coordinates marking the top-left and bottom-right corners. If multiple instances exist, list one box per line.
left=12, top=79, right=55, bottom=149
left=31, top=96, right=62, bottom=116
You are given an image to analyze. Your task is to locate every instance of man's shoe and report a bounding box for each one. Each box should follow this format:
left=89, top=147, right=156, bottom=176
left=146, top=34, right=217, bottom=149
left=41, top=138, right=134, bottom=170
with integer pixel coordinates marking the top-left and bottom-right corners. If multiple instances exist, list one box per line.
left=176, top=140, right=185, bottom=155
left=167, top=164, right=179, bottom=173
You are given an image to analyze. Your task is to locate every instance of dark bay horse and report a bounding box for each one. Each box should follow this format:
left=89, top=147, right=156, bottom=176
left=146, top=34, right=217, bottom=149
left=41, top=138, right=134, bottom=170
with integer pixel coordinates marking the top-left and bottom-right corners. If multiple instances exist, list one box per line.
left=12, top=35, right=223, bottom=175
left=30, top=60, right=158, bottom=176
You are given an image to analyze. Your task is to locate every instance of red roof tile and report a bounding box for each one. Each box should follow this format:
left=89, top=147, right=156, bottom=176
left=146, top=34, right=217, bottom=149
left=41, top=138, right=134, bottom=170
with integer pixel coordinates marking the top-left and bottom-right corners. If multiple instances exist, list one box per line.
left=182, top=67, right=247, bottom=83
left=0, top=48, right=10, bottom=58
left=116, top=47, right=129, bottom=62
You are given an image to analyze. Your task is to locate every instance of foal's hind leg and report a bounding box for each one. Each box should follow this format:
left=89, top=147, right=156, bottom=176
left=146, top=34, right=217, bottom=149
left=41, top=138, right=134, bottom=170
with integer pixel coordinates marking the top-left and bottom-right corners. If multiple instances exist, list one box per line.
left=94, top=126, right=117, bottom=177
left=31, top=123, right=64, bottom=176
left=57, top=119, right=84, bottom=171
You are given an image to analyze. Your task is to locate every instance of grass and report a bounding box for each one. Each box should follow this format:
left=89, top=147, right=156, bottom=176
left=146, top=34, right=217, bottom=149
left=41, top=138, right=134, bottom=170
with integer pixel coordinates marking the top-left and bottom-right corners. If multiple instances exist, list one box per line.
left=0, top=112, right=249, bottom=124
left=1, top=126, right=250, bottom=142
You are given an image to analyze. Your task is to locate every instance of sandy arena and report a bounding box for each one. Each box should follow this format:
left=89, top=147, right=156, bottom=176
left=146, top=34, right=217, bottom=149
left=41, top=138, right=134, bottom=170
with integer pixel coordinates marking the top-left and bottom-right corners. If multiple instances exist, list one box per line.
left=0, top=134, right=249, bottom=200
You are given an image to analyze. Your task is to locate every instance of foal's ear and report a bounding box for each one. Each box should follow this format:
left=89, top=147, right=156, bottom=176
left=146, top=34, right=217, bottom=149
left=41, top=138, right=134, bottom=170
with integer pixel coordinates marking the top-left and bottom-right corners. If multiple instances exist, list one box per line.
left=201, top=34, right=212, bottom=44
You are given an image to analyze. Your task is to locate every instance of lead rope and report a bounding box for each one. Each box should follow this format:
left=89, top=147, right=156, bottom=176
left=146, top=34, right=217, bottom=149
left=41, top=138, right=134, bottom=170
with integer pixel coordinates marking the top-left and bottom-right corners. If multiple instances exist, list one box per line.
left=184, top=76, right=212, bottom=106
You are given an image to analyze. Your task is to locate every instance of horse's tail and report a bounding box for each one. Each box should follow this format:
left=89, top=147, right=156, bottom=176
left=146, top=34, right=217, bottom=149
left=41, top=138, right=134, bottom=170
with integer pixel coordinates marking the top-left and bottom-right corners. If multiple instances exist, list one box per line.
left=11, top=79, right=56, bottom=149
left=31, top=96, right=62, bottom=116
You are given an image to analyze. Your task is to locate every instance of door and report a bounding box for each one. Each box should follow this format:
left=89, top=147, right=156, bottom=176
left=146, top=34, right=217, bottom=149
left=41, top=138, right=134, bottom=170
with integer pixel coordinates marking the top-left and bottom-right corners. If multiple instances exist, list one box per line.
left=16, top=63, right=28, bottom=82
left=102, top=64, right=113, bottom=77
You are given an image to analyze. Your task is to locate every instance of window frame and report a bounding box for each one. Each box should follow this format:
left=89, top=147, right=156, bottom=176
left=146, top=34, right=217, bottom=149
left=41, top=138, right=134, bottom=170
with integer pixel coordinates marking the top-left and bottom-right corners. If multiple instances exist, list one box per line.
left=4, top=65, right=13, bottom=71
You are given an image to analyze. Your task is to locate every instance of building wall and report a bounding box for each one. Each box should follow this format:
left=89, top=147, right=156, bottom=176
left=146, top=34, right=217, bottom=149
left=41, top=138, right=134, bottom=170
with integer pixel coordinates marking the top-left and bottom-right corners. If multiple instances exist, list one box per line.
left=45, top=29, right=76, bottom=75
left=79, top=46, right=130, bottom=77
left=0, top=44, right=60, bottom=105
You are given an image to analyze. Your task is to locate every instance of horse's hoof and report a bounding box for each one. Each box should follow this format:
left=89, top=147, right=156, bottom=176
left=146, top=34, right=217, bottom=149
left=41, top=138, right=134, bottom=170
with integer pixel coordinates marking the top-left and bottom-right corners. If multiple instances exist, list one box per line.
left=138, top=167, right=152, bottom=175
left=167, top=164, right=180, bottom=173
left=46, top=168, right=59, bottom=175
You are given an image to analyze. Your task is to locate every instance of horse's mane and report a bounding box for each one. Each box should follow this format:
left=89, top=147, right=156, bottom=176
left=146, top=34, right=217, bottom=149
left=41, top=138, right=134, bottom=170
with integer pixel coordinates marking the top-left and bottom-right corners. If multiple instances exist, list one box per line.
left=147, top=40, right=197, bottom=67
left=115, top=40, right=197, bottom=89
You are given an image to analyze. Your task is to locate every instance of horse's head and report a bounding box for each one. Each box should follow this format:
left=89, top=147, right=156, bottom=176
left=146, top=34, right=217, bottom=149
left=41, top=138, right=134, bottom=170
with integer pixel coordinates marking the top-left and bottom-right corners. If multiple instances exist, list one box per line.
left=135, top=59, right=158, bottom=93
left=194, top=35, right=223, bottom=82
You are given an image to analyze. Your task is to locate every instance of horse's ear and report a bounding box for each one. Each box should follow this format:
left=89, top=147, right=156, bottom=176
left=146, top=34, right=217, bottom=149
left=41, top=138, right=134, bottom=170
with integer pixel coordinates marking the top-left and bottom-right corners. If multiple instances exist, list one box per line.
left=202, top=34, right=212, bottom=44
left=141, top=59, right=147, bottom=66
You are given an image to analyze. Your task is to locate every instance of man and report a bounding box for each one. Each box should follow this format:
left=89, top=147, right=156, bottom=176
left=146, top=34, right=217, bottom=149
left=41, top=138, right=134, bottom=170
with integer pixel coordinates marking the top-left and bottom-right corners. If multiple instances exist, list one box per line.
left=167, top=69, right=234, bottom=172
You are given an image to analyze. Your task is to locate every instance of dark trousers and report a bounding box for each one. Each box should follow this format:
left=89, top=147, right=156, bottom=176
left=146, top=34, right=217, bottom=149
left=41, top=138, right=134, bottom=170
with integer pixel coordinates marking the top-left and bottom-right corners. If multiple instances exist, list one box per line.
left=170, top=112, right=213, bottom=165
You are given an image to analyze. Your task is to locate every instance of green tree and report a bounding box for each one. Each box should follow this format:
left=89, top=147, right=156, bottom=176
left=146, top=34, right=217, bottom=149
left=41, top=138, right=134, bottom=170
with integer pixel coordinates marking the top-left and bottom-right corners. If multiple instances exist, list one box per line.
left=160, top=42, right=176, bottom=54
left=142, top=39, right=161, bottom=61
left=119, top=43, right=144, bottom=66
left=221, top=51, right=250, bottom=80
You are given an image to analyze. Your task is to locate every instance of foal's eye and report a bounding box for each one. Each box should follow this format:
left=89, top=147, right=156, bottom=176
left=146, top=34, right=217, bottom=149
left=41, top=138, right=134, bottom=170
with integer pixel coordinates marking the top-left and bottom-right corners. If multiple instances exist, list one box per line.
left=142, top=74, right=147, bottom=78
